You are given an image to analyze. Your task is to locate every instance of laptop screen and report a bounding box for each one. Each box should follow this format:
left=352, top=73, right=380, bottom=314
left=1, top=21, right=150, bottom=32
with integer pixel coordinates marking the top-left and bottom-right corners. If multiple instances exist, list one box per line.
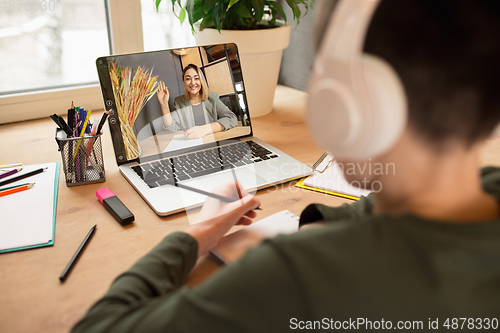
left=96, top=43, right=252, bottom=165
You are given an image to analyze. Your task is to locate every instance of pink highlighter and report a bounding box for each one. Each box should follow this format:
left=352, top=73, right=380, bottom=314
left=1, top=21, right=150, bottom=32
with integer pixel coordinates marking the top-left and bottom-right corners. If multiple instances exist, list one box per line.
left=96, top=188, right=134, bottom=226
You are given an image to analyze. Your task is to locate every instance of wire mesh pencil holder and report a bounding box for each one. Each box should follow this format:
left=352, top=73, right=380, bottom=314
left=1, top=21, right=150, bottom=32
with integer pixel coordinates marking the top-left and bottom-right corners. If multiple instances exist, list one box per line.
left=55, top=129, right=106, bottom=187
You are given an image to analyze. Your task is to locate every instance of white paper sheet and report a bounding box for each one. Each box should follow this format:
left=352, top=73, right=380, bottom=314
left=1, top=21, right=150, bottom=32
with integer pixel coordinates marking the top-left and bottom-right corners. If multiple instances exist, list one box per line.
left=210, top=210, right=299, bottom=264
left=0, top=163, right=58, bottom=251
left=303, top=156, right=371, bottom=198
left=163, top=134, right=204, bottom=153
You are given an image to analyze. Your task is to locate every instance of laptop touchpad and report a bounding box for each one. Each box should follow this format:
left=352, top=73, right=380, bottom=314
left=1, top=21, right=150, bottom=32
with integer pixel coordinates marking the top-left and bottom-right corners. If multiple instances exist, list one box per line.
left=196, top=168, right=266, bottom=194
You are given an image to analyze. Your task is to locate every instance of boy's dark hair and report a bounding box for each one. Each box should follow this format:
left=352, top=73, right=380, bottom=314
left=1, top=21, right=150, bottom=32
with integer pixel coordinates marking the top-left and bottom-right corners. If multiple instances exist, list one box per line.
left=316, top=0, right=500, bottom=147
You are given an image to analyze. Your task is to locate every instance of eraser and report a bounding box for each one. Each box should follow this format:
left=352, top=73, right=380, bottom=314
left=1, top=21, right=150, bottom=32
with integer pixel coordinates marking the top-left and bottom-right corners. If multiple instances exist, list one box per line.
left=96, top=188, right=134, bottom=226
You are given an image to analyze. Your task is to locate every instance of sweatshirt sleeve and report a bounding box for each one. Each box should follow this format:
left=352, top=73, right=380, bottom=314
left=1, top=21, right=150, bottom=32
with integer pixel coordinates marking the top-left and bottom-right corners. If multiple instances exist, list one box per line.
left=71, top=233, right=305, bottom=333
left=71, top=232, right=198, bottom=333
left=299, top=194, right=375, bottom=227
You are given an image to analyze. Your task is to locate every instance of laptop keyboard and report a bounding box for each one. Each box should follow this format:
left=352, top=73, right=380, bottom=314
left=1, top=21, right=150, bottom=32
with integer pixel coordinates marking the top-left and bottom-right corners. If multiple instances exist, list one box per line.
left=131, top=140, right=278, bottom=188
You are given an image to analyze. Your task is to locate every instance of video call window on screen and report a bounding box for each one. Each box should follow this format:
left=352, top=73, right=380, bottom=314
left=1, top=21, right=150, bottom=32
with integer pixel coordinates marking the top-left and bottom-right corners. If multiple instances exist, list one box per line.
left=102, top=43, right=252, bottom=161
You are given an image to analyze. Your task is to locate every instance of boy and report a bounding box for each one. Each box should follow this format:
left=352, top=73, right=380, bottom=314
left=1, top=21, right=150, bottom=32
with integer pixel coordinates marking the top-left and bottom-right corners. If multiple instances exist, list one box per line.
left=73, top=0, right=500, bottom=332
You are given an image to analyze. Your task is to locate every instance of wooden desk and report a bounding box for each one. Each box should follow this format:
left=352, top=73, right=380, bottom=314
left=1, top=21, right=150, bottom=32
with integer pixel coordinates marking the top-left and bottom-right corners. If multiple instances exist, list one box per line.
left=0, top=85, right=499, bottom=333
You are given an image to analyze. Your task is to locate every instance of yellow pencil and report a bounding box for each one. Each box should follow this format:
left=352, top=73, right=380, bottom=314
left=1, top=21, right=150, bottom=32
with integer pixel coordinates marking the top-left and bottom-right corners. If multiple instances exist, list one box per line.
left=72, top=110, right=92, bottom=161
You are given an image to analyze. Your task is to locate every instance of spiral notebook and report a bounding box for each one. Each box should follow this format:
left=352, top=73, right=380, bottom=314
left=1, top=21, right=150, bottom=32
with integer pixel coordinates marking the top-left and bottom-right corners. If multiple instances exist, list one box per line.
left=296, top=154, right=371, bottom=200
left=210, top=210, right=299, bottom=264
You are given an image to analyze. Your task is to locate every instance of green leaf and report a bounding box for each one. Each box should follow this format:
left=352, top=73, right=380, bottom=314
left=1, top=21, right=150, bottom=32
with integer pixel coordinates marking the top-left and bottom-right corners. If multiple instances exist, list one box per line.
left=227, top=0, right=239, bottom=10
left=199, top=13, right=215, bottom=30
left=172, top=0, right=178, bottom=15
left=267, top=1, right=286, bottom=23
left=269, top=7, right=277, bottom=26
left=213, top=1, right=226, bottom=31
left=192, top=0, right=205, bottom=22
left=155, top=0, right=162, bottom=11
left=204, top=0, right=217, bottom=14
left=252, top=0, right=265, bottom=21
left=285, top=0, right=302, bottom=24
left=185, top=0, right=196, bottom=30
left=234, top=3, right=252, bottom=18
left=179, top=7, right=187, bottom=23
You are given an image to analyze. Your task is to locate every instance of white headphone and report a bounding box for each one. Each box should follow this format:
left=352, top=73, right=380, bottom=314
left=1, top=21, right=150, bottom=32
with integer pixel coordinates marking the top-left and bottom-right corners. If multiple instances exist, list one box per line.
left=307, top=0, right=408, bottom=160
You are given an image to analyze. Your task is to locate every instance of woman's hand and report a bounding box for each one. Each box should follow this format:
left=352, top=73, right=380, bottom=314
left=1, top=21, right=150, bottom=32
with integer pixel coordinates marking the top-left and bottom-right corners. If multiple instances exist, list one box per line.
left=184, top=182, right=260, bottom=257
left=157, top=81, right=170, bottom=109
left=185, top=125, right=209, bottom=139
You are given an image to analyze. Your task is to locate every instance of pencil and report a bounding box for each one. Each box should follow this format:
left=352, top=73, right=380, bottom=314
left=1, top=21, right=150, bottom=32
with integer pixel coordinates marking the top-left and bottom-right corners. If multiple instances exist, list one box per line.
left=0, top=183, right=34, bottom=197
left=0, top=167, right=47, bottom=187
left=0, top=182, right=30, bottom=192
left=59, top=225, right=97, bottom=282
left=0, top=163, right=23, bottom=169
left=0, top=167, right=22, bottom=180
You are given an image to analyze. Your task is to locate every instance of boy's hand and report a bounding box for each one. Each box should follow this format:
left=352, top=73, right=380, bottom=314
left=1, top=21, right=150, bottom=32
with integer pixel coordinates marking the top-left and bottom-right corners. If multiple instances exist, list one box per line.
left=184, top=182, right=260, bottom=257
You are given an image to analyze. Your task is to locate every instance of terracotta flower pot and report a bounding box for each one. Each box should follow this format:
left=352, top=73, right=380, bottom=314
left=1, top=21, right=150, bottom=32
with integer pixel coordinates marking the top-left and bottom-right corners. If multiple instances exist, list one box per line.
left=194, top=21, right=291, bottom=118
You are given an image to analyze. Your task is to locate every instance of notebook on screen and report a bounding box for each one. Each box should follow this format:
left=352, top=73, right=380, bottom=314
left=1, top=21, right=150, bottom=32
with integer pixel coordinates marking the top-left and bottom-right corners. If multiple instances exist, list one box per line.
left=96, top=43, right=312, bottom=216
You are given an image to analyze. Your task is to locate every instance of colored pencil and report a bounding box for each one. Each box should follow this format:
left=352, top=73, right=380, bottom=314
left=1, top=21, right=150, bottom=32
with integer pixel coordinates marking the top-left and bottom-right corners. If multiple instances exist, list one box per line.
left=0, top=182, right=30, bottom=192
left=0, top=183, right=34, bottom=197
left=0, top=167, right=47, bottom=187
left=0, top=167, right=22, bottom=180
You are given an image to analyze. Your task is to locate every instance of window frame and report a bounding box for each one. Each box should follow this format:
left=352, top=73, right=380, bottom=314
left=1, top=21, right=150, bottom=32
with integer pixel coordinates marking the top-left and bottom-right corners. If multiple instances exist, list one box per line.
left=0, top=0, right=144, bottom=124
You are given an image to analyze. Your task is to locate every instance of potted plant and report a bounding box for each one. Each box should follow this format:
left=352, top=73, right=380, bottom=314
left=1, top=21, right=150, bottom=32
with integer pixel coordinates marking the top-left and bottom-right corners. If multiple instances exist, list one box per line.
left=156, top=0, right=313, bottom=117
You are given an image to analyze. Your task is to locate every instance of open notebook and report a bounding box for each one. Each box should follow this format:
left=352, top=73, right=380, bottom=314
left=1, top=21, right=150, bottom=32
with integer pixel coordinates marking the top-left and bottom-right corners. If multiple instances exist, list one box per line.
left=210, top=210, right=299, bottom=264
left=0, top=163, right=59, bottom=253
left=296, top=154, right=371, bottom=200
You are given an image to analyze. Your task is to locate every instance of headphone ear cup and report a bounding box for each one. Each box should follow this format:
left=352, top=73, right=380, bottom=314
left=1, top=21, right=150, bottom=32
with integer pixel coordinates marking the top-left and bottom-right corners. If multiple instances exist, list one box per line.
left=307, top=78, right=362, bottom=156
left=360, top=54, right=407, bottom=158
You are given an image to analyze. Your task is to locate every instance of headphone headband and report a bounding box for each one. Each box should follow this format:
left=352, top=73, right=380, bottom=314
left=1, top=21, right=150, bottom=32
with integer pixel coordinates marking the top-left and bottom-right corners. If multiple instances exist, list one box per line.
left=307, top=0, right=407, bottom=160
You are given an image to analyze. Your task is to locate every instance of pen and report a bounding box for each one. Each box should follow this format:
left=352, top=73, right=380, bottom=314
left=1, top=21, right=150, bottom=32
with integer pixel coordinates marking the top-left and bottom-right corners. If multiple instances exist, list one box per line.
left=172, top=181, right=261, bottom=210
left=95, top=111, right=110, bottom=135
left=50, top=114, right=73, bottom=137
left=0, top=167, right=47, bottom=187
left=59, top=225, right=97, bottom=282
left=0, top=167, right=22, bottom=180
left=57, top=115, right=74, bottom=137
left=0, top=183, right=34, bottom=197
left=230, top=167, right=262, bottom=210
left=77, top=108, right=87, bottom=135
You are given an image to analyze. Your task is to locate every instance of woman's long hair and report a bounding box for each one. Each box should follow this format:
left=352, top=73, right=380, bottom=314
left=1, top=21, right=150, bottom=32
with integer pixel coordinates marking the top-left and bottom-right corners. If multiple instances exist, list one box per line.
left=182, top=64, right=210, bottom=101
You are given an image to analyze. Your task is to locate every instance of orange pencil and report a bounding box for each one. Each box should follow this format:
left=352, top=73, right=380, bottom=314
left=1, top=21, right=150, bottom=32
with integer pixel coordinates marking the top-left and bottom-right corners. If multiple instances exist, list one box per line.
left=0, top=183, right=34, bottom=197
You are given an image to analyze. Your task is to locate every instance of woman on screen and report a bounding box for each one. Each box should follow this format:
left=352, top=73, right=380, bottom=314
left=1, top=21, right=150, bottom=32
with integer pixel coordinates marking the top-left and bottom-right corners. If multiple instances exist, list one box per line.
left=157, top=64, right=238, bottom=139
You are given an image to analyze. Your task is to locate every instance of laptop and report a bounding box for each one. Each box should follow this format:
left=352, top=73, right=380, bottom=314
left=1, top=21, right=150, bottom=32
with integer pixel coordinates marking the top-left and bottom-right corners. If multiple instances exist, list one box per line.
left=96, top=43, right=312, bottom=216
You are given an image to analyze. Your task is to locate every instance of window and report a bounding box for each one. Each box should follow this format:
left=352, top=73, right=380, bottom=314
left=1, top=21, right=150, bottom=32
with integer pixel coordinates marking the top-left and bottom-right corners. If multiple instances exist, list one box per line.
left=0, top=0, right=110, bottom=95
left=140, top=0, right=194, bottom=52
left=0, top=0, right=192, bottom=124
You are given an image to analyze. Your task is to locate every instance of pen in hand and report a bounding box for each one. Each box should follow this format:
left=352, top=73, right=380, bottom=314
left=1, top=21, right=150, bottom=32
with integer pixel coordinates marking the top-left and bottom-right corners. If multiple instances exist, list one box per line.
left=173, top=180, right=261, bottom=210
left=231, top=167, right=262, bottom=210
